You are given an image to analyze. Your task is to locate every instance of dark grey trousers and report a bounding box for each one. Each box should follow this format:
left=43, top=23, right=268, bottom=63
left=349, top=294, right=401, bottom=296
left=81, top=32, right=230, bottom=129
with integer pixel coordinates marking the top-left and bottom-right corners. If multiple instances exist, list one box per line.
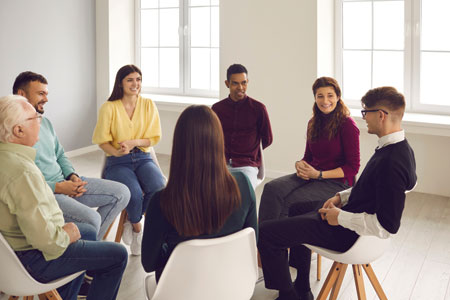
left=258, top=173, right=350, bottom=223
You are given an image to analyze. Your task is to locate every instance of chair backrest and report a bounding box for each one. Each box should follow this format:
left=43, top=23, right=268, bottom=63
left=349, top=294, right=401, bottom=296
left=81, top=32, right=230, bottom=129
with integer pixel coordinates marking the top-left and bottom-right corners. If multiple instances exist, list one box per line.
left=147, top=227, right=258, bottom=300
left=256, top=143, right=265, bottom=185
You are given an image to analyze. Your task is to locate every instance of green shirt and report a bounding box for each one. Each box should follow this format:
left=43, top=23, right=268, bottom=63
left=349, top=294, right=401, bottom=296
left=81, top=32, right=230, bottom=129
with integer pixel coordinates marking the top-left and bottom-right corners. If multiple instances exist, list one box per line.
left=33, top=117, right=75, bottom=191
left=0, top=142, right=70, bottom=261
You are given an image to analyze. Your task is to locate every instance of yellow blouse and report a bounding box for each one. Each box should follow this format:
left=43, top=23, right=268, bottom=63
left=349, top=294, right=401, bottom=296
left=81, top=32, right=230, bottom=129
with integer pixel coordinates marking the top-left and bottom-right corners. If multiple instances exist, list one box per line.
left=92, top=96, right=161, bottom=155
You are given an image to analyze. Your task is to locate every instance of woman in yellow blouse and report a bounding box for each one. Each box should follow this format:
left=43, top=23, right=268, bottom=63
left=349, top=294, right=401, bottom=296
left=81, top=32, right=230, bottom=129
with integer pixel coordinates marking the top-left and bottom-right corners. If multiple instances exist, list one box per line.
left=93, top=65, right=165, bottom=255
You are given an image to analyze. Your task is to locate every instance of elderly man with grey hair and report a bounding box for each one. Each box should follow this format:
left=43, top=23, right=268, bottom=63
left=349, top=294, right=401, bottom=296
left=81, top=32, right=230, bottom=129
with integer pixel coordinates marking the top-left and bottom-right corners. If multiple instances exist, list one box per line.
left=0, top=95, right=128, bottom=300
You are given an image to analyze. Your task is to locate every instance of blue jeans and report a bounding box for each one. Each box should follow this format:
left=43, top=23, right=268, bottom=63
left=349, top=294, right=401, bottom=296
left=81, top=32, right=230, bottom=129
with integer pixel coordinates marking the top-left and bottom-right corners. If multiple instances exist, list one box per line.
left=228, top=166, right=259, bottom=189
left=104, top=150, right=165, bottom=223
left=16, top=240, right=128, bottom=300
left=55, top=176, right=130, bottom=239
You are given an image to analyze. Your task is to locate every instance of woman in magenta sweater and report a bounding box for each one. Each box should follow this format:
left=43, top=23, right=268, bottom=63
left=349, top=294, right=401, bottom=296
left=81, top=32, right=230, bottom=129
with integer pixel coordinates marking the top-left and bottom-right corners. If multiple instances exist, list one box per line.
left=258, top=77, right=360, bottom=223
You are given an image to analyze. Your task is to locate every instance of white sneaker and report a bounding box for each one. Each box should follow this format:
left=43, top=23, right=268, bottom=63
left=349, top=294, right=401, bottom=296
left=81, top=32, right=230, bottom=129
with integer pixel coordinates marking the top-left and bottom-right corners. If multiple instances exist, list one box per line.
left=122, top=220, right=133, bottom=245
left=130, top=230, right=143, bottom=256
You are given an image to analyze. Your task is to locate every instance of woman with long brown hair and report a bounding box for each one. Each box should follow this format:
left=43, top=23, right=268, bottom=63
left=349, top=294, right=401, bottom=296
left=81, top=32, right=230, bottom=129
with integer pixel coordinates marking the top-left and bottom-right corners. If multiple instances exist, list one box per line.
left=92, top=65, right=166, bottom=255
left=141, top=105, right=257, bottom=280
left=258, top=77, right=360, bottom=224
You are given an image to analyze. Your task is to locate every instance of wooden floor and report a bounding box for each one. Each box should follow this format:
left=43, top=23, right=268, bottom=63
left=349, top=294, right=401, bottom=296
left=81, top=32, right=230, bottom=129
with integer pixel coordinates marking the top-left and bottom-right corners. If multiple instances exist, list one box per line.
left=2, top=149, right=450, bottom=300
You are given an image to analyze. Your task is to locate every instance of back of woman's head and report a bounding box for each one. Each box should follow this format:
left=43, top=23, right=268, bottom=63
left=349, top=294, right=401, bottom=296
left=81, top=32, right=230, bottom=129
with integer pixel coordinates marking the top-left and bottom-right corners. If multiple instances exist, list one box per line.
left=108, top=64, right=142, bottom=101
left=161, top=105, right=241, bottom=236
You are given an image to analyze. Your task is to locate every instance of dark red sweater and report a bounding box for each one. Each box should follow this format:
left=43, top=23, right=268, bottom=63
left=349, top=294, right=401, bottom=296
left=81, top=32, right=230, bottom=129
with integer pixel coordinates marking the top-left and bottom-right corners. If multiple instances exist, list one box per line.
left=212, top=96, right=273, bottom=167
left=302, top=116, right=360, bottom=186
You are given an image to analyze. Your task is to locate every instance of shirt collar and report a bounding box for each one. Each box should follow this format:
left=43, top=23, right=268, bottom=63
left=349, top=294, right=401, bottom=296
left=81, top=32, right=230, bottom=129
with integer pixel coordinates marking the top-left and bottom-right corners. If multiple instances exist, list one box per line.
left=377, top=130, right=405, bottom=149
left=0, top=142, right=37, bottom=160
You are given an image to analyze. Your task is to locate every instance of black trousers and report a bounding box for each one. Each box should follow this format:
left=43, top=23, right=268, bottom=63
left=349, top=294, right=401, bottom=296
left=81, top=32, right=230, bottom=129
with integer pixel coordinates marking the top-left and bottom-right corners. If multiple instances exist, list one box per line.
left=258, top=204, right=359, bottom=292
left=258, top=173, right=349, bottom=223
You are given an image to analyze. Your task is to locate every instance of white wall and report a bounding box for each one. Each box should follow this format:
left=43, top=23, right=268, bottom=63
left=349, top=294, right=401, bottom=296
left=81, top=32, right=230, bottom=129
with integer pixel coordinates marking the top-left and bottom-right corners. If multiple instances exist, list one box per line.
left=99, top=1, right=450, bottom=197
left=0, top=0, right=97, bottom=151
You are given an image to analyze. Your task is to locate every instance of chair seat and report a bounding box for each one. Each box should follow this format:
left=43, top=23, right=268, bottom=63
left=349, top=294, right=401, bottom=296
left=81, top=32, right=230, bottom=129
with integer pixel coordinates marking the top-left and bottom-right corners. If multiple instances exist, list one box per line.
left=305, top=235, right=390, bottom=265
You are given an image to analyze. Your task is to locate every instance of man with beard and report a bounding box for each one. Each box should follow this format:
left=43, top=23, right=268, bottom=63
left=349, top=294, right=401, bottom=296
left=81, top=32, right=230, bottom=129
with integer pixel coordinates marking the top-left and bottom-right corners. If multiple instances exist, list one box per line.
left=12, top=71, right=130, bottom=241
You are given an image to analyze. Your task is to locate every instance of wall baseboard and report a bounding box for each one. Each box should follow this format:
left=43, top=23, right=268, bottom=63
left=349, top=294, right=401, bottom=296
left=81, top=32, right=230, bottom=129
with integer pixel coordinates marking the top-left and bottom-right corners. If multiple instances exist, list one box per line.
left=65, top=145, right=99, bottom=158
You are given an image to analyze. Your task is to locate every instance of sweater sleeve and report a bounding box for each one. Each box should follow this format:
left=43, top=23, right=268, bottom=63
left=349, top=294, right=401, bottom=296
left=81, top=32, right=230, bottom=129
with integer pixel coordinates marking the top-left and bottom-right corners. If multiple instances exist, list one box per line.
left=142, top=100, right=161, bottom=147
left=92, top=102, right=114, bottom=145
left=51, top=124, right=75, bottom=181
left=258, top=104, right=273, bottom=150
left=141, top=191, right=169, bottom=272
left=339, top=118, right=360, bottom=180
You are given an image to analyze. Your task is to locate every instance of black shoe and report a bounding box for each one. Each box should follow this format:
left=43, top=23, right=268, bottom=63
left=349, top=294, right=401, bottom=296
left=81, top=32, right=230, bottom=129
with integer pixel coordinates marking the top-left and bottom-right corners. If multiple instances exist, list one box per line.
left=77, top=278, right=91, bottom=299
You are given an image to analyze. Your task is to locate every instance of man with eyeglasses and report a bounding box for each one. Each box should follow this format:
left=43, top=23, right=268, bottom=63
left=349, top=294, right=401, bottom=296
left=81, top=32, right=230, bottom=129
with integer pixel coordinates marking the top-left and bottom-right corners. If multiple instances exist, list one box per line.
left=0, top=95, right=127, bottom=300
left=258, top=86, right=417, bottom=300
left=12, top=71, right=130, bottom=241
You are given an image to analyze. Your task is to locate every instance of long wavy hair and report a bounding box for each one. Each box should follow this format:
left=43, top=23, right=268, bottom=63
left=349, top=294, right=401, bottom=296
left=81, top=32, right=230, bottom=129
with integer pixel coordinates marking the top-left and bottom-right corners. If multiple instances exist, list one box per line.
left=161, top=105, right=241, bottom=236
left=307, top=77, right=350, bottom=141
left=108, top=64, right=142, bottom=101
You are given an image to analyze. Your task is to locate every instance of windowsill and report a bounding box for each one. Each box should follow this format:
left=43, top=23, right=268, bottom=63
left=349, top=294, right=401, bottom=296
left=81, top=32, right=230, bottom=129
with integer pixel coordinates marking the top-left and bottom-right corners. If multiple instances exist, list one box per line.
left=143, top=93, right=218, bottom=112
left=350, top=108, right=450, bottom=137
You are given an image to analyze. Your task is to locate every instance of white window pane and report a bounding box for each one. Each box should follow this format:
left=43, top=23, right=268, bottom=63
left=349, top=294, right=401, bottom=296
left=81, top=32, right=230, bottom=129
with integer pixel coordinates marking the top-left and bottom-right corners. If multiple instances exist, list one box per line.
left=160, top=48, right=179, bottom=88
left=190, top=0, right=210, bottom=6
left=160, top=8, right=179, bottom=47
left=141, top=10, right=159, bottom=47
left=159, top=0, right=179, bottom=8
left=191, top=48, right=210, bottom=89
left=422, top=0, right=450, bottom=51
left=211, top=7, right=219, bottom=48
left=190, top=7, right=210, bottom=47
left=373, top=51, right=404, bottom=92
left=373, top=1, right=404, bottom=50
left=211, top=48, right=219, bottom=91
left=211, top=0, right=219, bottom=5
left=343, top=50, right=371, bottom=101
left=343, top=2, right=372, bottom=49
left=141, top=48, right=159, bottom=87
left=141, top=0, right=158, bottom=9
left=420, top=52, right=450, bottom=106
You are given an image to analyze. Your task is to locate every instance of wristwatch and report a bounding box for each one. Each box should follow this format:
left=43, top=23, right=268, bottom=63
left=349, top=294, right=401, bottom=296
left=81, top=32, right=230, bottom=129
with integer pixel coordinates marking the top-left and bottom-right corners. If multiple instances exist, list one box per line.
left=318, top=170, right=323, bottom=180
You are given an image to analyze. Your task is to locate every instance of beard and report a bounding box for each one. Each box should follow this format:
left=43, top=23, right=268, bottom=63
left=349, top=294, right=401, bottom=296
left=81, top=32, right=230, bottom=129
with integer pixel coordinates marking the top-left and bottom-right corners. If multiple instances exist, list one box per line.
left=34, top=102, right=45, bottom=114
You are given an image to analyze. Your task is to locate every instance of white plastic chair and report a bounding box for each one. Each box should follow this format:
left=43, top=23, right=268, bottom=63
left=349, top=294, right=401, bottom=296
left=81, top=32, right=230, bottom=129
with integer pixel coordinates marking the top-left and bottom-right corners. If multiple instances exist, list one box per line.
left=307, top=183, right=417, bottom=300
left=305, top=236, right=390, bottom=300
left=0, top=232, right=84, bottom=300
left=255, top=143, right=265, bottom=187
left=144, top=227, right=258, bottom=300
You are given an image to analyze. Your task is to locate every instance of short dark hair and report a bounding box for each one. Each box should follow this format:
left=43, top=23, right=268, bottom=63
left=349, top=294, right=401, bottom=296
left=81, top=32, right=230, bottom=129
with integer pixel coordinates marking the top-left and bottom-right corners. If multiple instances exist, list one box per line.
left=108, top=64, right=142, bottom=101
left=226, top=64, right=248, bottom=81
left=12, top=71, right=48, bottom=94
left=361, top=86, right=405, bottom=113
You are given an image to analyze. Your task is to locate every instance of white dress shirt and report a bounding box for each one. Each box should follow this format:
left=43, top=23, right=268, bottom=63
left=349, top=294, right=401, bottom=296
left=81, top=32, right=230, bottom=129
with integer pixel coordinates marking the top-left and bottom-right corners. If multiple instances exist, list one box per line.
left=337, top=130, right=405, bottom=238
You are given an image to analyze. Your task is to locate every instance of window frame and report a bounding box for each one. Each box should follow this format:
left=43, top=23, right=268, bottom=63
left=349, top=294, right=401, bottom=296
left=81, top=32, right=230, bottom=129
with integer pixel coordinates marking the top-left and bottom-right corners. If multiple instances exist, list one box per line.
left=335, top=0, right=450, bottom=115
left=135, top=0, right=219, bottom=98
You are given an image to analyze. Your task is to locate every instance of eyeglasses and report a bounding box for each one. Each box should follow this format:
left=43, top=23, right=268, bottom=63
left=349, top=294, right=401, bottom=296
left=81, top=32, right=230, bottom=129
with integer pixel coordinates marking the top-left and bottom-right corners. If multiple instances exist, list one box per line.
left=361, top=109, right=389, bottom=118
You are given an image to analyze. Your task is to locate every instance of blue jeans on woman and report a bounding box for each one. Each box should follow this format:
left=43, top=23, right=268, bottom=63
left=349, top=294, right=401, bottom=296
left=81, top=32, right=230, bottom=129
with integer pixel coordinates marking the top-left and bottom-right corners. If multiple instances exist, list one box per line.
left=104, top=149, right=165, bottom=223
left=16, top=240, right=128, bottom=300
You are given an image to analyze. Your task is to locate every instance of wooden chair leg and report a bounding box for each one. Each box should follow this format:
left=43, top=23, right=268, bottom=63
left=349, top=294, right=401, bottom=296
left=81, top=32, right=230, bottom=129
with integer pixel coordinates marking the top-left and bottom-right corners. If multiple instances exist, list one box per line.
left=23, top=297, right=34, bottom=300
left=329, top=263, right=348, bottom=300
left=43, top=290, right=63, bottom=300
left=38, top=294, right=48, bottom=300
left=317, top=261, right=343, bottom=300
left=317, top=253, right=322, bottom=281
left=362, top=263, right=388, bottom=300
left=352, top=264, right=367, bottom=300
left=114, top=210, right=127, bottom=243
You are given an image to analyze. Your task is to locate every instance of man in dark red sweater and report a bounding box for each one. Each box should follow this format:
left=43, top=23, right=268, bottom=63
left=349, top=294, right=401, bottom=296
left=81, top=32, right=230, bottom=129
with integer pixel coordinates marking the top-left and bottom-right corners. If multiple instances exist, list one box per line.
left=258, top=87, right=417, bottom=300
left=212, top=64, right=273, bottom=189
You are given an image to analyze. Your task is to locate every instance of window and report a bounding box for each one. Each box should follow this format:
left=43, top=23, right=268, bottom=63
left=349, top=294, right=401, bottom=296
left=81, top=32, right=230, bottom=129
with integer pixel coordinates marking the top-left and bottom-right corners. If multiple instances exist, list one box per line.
left=137, top=0, right=219, bottom=98
left=336, top=0, right=450, bottom=114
